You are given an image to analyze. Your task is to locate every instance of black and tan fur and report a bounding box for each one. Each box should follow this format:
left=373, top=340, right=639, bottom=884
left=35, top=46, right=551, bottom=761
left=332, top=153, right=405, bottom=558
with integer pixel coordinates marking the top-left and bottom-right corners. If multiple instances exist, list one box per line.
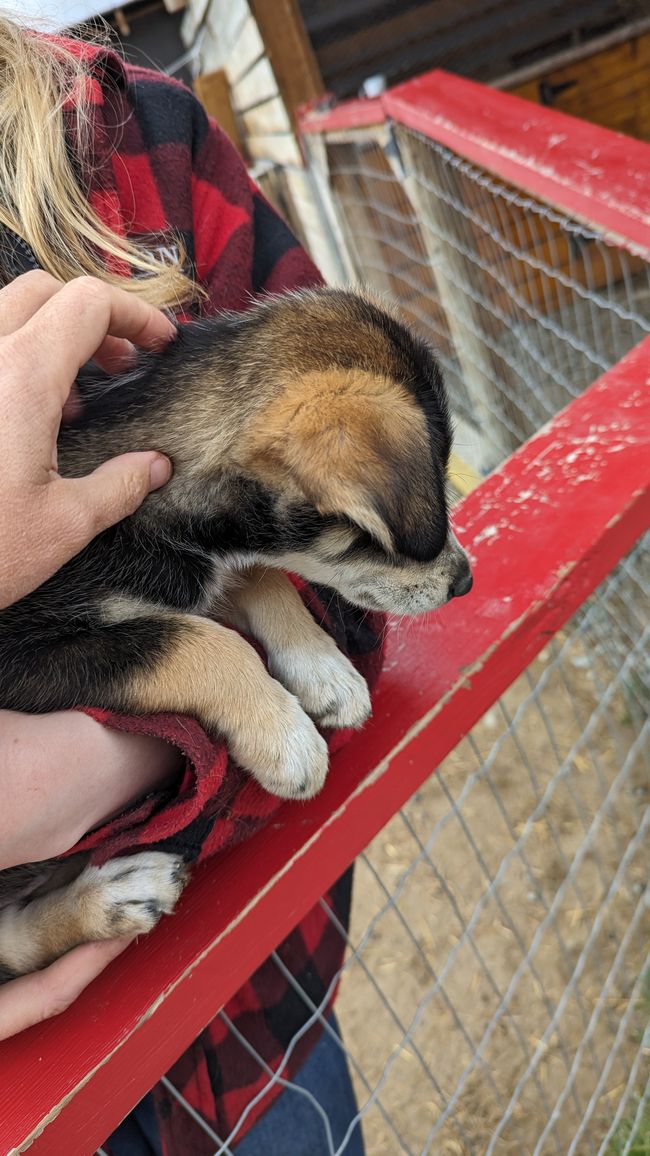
left=0, top=289, right=472, bottom=980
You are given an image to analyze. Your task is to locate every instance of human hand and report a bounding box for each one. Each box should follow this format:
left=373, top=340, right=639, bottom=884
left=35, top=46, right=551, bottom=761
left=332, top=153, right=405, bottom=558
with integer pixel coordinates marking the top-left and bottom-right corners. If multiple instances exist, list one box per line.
left=0, top=937, right=134, bottom=1041
left=0, top=271, right=176, bottom=608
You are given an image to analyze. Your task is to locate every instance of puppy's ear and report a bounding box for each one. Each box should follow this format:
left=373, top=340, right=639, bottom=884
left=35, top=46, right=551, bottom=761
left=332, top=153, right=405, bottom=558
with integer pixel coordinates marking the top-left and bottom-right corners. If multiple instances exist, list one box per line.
left=245, top=369, right=429, bottom=553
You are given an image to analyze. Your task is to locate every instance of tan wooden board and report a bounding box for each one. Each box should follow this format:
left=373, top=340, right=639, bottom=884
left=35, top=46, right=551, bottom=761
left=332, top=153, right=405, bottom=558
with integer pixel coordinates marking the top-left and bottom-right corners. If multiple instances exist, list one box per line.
left=225, top=12, right=266, bottom=86
left=241, top=94, right=292, bottom=136
left=232, top=55, right=279, bottom=111
left=508, top=32, right=650, bottom=141
left=194, top=69, right=244, bottom=154
left=246, top=131, right=302, bottom=166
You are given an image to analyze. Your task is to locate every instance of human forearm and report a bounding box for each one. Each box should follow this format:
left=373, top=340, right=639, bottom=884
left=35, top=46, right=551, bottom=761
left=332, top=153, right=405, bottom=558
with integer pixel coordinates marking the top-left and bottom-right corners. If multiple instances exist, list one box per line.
left=0, top=711, right=182, bottom=868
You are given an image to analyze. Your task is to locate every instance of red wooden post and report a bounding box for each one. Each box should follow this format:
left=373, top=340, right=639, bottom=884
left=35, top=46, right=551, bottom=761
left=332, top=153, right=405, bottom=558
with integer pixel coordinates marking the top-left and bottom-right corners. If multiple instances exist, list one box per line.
left=300, top=95, right=386, bottom=134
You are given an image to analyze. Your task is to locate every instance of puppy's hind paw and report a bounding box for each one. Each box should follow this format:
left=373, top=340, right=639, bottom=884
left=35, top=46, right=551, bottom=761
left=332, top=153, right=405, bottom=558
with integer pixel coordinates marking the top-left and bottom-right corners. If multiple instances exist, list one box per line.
left=72, top=852, right=188, bottom=940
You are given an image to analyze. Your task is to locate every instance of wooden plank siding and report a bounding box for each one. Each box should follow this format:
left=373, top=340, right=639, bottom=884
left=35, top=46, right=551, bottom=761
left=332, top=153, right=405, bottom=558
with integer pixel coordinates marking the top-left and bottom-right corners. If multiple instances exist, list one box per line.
left=299, top=0, right=629, bottom=100
left=508, top=30, right=650, bottom=141
left=225, top=11, right=265, bottom=85
left=240, top=95, right=292, bottom=137
left=231, top=54, right=278, bottom=111
left=246, top=131, right=302, bottom=166
left=248, top=0, right=323, bottom=131
left=183, top=0, right=303, bottom=170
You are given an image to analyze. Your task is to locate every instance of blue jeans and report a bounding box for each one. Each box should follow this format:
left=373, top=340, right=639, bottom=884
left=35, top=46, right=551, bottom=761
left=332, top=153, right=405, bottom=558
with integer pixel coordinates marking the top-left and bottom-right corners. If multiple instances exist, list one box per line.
left=107, top=1014, right=365, bottom=1155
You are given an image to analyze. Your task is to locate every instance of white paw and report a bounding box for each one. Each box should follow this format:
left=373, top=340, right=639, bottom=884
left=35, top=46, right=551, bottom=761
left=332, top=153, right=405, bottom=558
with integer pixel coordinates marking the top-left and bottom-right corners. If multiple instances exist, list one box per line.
left=230, top=685, right=330, bottom=801
left=72, top=852, right=188, bottom=939
left=270, top=647, right=372, bottom=731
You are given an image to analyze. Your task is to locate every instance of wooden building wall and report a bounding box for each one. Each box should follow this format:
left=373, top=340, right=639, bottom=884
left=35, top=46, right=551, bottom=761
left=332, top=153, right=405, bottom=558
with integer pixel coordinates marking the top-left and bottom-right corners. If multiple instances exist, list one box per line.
left=183, top=0, right=301, bottom=165
left=506, top=23, right=650, bottom=141
left=298, top=0, right=638, bottom=100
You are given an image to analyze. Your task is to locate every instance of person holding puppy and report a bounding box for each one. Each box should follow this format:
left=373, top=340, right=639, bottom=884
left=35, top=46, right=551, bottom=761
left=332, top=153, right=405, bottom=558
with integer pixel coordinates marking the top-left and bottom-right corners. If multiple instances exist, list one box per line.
left=0, top=16, right=373, bottom=1155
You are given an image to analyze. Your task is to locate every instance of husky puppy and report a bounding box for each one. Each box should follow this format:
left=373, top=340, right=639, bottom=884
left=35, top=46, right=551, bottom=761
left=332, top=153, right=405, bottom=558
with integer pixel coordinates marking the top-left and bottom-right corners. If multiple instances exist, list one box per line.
left=0, top=289, right=472, bottom=979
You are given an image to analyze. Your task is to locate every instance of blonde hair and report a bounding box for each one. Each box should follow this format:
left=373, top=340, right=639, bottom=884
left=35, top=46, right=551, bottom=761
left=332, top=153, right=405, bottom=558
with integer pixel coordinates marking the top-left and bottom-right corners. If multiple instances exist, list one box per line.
left=0, top=14, right=199, bottom=309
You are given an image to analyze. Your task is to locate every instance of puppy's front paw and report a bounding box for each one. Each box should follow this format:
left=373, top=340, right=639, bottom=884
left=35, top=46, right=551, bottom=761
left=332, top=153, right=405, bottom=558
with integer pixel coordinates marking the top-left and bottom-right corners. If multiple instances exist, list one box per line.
left=270, top=647, right=372, bottom=731
left=229, top=684, right=330, bottom=800
left=72, top=852, right=188, bottom=940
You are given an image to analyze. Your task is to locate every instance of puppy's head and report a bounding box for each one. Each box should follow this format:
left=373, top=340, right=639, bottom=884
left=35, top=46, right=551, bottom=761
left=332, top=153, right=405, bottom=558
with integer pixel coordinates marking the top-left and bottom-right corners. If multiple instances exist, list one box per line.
left=234, top=290, right=472, bottom=614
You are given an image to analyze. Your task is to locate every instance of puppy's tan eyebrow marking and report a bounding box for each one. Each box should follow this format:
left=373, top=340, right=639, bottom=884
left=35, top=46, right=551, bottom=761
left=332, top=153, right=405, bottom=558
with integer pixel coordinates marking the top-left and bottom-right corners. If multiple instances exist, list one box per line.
left=241, top=365, right=431, bottom=553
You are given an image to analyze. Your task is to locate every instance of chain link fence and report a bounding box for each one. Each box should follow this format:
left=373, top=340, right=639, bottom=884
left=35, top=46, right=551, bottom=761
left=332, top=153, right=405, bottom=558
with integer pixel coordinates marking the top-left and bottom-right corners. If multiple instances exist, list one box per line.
left=92, top=83, right=650, bottom=1156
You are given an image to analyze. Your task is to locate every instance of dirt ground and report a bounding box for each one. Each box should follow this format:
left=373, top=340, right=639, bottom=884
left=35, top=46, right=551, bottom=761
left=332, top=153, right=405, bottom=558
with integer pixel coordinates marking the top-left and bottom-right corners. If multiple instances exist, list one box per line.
left=335, top=595, right=649, bottom=1156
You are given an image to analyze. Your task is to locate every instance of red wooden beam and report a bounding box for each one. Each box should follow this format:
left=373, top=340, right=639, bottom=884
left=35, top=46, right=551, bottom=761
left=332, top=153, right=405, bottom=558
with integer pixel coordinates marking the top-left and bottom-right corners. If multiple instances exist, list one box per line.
left=299, top=95, right=386, bottom=134
left=384, top=70, right=650, bottom=258
left=2, top=340, right=650, bottom=1154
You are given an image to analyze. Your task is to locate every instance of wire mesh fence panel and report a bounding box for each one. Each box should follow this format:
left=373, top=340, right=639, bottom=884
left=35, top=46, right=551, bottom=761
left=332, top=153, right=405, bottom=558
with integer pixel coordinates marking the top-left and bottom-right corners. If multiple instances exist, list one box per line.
left=395, top=127, right=650, bottom=458
left=339, top=548, right=649, bottom=1156
left=145, top=538, right=649, bottom=1156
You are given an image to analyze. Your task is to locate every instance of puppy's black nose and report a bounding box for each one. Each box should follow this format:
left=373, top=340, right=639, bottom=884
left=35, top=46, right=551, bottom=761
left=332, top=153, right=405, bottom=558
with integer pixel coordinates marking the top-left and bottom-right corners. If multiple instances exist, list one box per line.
left=448, top=568, right=473, bottom=600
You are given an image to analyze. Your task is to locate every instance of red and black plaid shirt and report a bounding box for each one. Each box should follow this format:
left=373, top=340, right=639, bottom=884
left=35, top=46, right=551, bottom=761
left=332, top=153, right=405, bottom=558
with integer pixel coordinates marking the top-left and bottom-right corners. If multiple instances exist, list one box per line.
left=2, top=40, right=385, bottom=1151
